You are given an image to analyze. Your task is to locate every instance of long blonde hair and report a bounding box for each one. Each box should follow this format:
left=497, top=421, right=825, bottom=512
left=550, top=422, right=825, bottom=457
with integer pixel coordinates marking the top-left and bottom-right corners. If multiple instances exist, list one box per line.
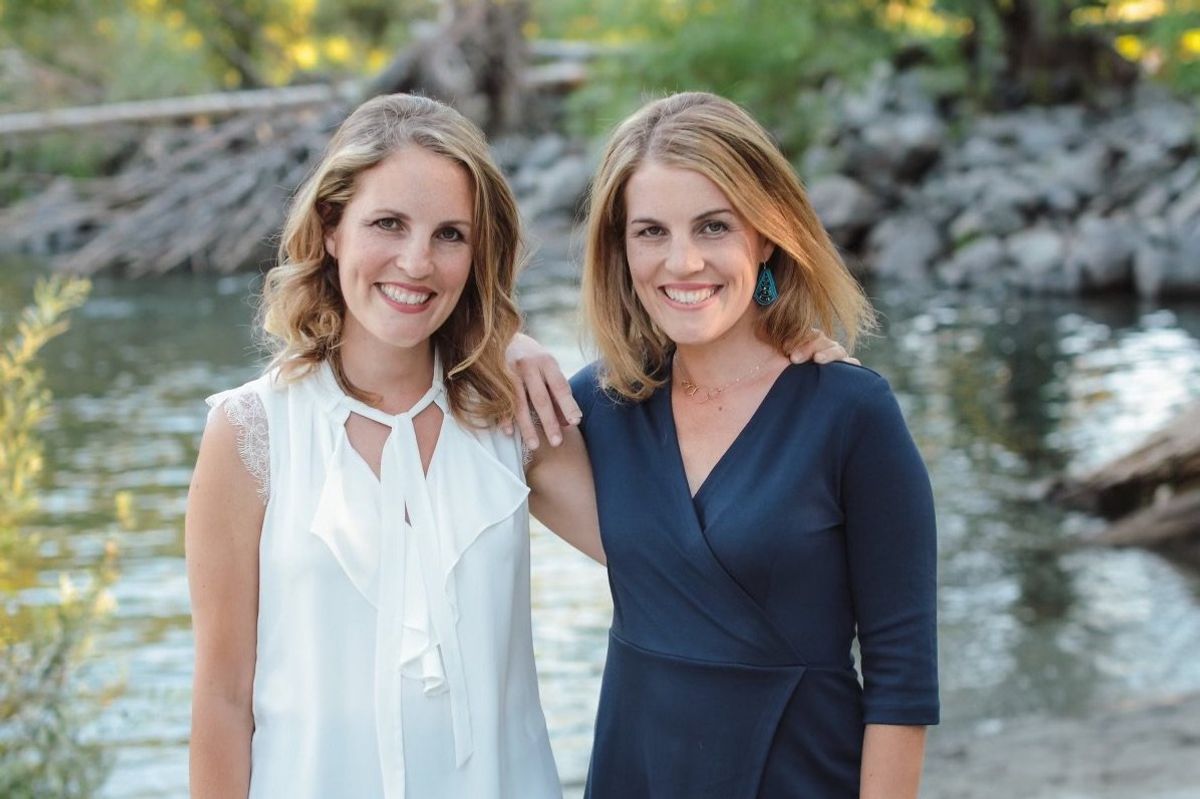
left=260, top=93, right=523, bottom=424
left=583, top=91, right=876, bottom=401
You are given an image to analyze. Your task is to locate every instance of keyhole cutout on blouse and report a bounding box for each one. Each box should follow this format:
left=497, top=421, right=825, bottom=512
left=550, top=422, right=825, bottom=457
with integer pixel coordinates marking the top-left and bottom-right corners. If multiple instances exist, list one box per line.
left=344, top=405, right=444, bottom=479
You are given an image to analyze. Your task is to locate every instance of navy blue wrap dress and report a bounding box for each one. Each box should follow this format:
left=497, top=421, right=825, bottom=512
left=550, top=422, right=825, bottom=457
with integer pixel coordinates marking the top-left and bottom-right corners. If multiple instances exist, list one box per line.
left=570, top=360, right=939, bottom=799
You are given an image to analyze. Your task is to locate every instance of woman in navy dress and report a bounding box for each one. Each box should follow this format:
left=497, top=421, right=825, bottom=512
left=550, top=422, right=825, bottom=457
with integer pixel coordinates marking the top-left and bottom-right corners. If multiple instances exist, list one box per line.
left=567, top=92, right=939, bottom=798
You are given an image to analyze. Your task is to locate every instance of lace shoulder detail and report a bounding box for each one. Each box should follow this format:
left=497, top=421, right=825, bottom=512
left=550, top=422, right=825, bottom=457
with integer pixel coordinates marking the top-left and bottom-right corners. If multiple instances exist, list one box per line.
left=206, top=388, right=270, bottom=504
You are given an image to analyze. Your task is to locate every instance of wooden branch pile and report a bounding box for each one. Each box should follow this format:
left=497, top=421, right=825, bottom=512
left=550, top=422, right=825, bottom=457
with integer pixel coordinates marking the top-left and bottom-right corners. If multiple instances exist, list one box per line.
left=1053, top=402, right=1200, bottom=566
left=0, top=1, right=599, bottom=276
left=2, top=110, right=336, bottom=275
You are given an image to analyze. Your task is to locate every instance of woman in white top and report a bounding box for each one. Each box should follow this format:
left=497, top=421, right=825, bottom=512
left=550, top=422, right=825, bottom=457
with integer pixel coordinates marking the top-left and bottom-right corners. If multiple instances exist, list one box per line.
left=186, top=94, right=598, bottom=799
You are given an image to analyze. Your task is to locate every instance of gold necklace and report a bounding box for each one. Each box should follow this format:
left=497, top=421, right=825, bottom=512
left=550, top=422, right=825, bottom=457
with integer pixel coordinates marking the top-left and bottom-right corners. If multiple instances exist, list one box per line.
left=674, top=352, right=774, bottom=404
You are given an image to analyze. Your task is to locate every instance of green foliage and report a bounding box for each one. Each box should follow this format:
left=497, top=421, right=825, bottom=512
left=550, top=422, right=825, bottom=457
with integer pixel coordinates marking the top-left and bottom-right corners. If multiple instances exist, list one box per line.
left=546, top=0, right=897, bottom=154
left=910, top=1, right=1200, bottom=101
left=1142, top=3, right=1200, bottom=95
left=0, top=276, right=118, bottom=798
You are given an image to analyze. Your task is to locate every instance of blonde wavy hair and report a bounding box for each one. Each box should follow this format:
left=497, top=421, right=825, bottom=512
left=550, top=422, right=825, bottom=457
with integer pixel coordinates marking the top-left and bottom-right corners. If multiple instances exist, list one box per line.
left=260, top=93, right=523, bottom=424
left=583, top=91, right=877, bottom=401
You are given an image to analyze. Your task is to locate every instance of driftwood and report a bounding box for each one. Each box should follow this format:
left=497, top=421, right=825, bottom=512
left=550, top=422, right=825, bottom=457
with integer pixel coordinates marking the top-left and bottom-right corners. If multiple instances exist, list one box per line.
left=1054, top=401, right=1200, bottom=565
left=1085, top=489, right=1200, bottom=566
left=0, top=2, right=599, bottom=276
left=1052, top=402, right=1200, bottom=517
left=0, top=83, right=357, bottom=136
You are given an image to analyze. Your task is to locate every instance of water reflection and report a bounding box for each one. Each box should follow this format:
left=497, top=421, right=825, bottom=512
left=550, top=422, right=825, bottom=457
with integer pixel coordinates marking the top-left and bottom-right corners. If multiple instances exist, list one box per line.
left=3, top=257, right=1200, bottom=796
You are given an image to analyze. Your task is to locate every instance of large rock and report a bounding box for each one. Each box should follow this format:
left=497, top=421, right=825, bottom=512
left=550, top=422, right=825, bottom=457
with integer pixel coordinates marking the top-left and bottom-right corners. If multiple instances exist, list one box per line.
left=1168, top=180, right=1200, bottom=227
left=1109, top=141, right=1177, bottom=205
left=856, top=113, right=946, bottom=181
left=866, top=214, right=943, bottom=281
left=1066, top=215, right=1136, bottom=292
left=1045, top=143, right=1110, bottom=200
left=519, top=152, right=592, bottom=222
left=1132, top=229, right=1200, bottom=299
left=949, top=200, right=1025, bottom=243
left=808, top=175, right=881, bottom=246
left=1133, top=229, right=1200, bottom=298
left=1008, top=226, right=1076, bottom=293
left=938, top=236, right=1006, bottom=288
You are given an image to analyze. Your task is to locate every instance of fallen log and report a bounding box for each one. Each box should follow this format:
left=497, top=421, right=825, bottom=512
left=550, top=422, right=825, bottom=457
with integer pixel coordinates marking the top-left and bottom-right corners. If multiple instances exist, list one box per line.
left=1082, top=489, right=1200, bottom=568
left=0, top=83, right=358, bottom=136
left=1051, top=401, right=1200, bottom=518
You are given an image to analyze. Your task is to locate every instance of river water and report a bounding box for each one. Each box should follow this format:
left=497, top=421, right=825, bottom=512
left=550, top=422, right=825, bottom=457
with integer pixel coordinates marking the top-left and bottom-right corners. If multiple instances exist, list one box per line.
left=2, top=256, right=1199, bottom=797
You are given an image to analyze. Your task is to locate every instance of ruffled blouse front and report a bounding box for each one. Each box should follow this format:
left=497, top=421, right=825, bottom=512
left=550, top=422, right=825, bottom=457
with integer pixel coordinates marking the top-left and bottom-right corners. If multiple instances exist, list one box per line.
left=306, top=360, right=529, bottom=775
left=208, top=362, right=561, bottom=799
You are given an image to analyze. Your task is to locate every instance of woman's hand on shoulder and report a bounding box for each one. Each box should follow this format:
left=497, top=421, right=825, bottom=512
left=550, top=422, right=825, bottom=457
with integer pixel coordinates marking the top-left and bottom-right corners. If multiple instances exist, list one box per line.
left=788, top=328, right=860, bottom=366
left=504, top=332, right=582, bottom=451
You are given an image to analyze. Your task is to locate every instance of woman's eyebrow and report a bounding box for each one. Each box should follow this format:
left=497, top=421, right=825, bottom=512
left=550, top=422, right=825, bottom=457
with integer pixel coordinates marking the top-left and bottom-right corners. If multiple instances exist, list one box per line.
left=367, top=208, right=472, bottom=228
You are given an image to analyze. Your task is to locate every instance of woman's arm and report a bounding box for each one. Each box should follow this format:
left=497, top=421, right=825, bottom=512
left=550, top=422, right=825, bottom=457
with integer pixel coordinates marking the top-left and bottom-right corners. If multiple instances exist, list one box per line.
left=861, top=724, right=927, bottom=799
left=840, top=375, right=939, bottom=796
left=185, top=409, right=264, bottom=798
left=526, top=423, right=605, bottom=564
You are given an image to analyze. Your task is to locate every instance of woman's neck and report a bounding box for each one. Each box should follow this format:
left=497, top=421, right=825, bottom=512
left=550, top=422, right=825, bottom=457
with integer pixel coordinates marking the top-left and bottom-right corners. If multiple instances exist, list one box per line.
left=672, top=331, right=781, bottom=390
left=338, top=323, right=436, bottom=414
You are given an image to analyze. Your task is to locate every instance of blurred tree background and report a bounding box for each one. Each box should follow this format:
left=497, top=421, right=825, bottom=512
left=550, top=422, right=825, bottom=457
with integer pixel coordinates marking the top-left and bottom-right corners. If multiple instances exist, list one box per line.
left=3, top=2, right=1200, bottom=797
left=3, top=1, right=1200, bottom=172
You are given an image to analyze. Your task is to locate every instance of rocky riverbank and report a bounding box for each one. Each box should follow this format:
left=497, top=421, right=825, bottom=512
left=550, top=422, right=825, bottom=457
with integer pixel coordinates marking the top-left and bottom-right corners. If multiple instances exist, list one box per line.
left=923, top=693, right=1200, bottom=798
left=503, top=64, right=1200, bottom=299
left=808, top=64, right=1200, bottom=298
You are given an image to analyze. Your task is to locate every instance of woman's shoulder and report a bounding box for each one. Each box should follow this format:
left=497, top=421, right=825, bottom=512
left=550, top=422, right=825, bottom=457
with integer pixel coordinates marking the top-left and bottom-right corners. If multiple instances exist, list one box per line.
left=569, top=360, right=609, bottom=413
left=202, top=368, right=293, bottom=505
left=787, top=360, right=894, bottom=406
left=205, top=368, right=281, bottom=409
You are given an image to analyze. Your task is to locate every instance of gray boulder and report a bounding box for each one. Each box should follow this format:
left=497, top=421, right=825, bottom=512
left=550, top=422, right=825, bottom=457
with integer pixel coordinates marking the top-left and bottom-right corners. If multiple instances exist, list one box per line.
left=938, top=236, right=1006, bottom=288
left=950, top=203, right=1025, bottom=243
left=1008, top=226, right=1077, bottom=293
left=1110, top=142, right=1177, bottom=204
left=1135, top=228, right=1200, bottom=297
left=520, top=152, right=592, bottom=222
left=866, top=214, right=943, bottom=281
left=1046, top=144, right=1110, bottom=200
left=1168, top=181, right=1200, bottom=227
left=857, top=113, right=946, bottom=181
left=1066, top=215, right=1136, bottom=292
left=808, top=175, right=881, bottom=245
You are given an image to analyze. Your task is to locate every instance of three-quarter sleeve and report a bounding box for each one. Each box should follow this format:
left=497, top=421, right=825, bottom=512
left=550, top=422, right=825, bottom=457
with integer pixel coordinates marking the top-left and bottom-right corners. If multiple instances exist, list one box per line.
left=840, top=375, right=939, bottom=725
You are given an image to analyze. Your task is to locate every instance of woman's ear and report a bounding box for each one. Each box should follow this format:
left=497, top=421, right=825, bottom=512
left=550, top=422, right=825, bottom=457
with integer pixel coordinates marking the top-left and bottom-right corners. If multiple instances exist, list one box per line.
left=760, top=238, right=776, bottom=264
left=324, top=230, right=338, bottom=261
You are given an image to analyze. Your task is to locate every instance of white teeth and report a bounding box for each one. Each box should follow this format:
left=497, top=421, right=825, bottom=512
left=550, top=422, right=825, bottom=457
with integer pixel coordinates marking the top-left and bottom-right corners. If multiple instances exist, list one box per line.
left=379, top=284, right=431, bottom=305
left=663, top=287, right=717, bottom=305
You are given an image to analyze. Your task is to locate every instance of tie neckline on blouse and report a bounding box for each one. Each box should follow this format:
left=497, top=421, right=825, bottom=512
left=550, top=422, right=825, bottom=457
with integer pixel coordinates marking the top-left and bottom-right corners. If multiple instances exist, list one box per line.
left=306, top=355, right=529, bottom=791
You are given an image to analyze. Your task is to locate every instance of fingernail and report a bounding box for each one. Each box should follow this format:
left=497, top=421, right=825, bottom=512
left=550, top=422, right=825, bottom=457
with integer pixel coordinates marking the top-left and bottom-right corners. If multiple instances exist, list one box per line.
left=569, top=415, right=582, bottom=425
left=550, top=434, right=562, bottom=446
left=526, top=439, right=538, bottom=451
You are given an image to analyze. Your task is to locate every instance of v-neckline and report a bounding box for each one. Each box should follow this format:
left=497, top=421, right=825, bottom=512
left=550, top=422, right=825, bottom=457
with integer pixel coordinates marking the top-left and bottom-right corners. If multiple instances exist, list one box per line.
left=661, top=364, right=793, bottom=506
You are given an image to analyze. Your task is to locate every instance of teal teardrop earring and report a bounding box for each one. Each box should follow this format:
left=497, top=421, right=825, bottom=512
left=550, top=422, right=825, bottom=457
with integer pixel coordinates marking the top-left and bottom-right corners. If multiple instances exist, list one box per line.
left=754, top=262, right=779, bottom=306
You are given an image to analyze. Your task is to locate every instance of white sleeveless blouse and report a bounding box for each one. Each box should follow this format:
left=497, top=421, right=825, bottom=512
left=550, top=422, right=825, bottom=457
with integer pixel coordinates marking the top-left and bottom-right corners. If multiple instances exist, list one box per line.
left=205, top=361, right=561, bottom=799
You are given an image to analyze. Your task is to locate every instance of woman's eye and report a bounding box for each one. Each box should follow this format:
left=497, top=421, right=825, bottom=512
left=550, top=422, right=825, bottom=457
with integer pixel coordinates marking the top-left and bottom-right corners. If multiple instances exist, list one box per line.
left=437, top=227, right=464, bottom=242
left=374, top=218, right=401, bottom=231
left=701, top=220, right=728, bottom=234
left=636, top=225, right=665, bottom=238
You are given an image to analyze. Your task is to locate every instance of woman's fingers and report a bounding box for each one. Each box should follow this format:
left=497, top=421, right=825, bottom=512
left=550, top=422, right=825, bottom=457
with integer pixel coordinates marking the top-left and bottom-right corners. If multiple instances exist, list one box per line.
left=544, top=362, right=582, bottom=428
left=512, top=370, right=540, bottom=451
left=524, top=361, right=563, bottom=446
left=789, top=328, right=854, bottom=365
